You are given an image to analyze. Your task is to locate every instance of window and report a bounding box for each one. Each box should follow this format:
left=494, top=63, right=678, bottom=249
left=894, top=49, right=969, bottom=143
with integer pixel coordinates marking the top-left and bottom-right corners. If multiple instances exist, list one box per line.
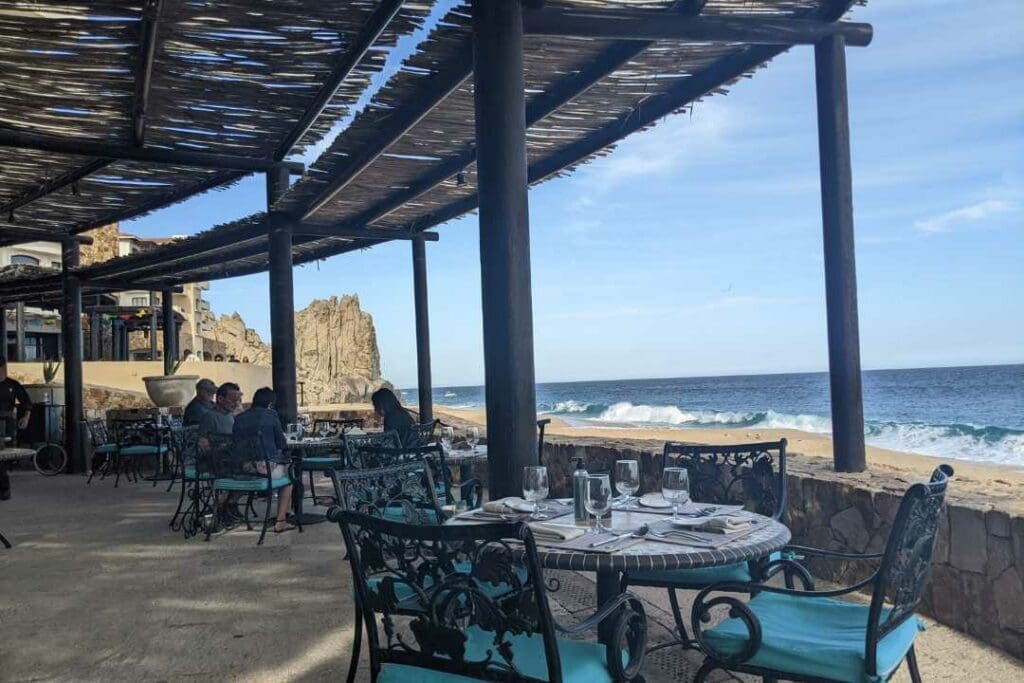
left=10, top=254, right=39, bottom=266
left=131, top=296, right=149, bottom=307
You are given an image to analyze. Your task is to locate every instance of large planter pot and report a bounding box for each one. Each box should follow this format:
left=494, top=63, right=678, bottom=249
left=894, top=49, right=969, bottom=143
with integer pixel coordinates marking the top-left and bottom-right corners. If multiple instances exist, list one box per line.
left=23, top=382, right=65, bottom=406
left=142, top=375, right=199, bottom=408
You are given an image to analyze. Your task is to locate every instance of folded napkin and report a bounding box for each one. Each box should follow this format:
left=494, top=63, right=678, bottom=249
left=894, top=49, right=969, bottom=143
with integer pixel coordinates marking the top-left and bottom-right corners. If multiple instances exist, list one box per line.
left=483, top=497, right=528, bottom=512
left=696, top=514, right=753, bottom=534
left=527, top=522, right=586, bottom=543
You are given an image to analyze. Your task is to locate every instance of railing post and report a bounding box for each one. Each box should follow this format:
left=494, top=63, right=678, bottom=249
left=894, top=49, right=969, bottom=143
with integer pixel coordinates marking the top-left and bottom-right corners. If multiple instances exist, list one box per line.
left=267, top=164, right=297, bottom=425
left=815, top=34, right=866, bottom=473
left=412, top=235, right=433, bottom=423
left=61, top=239, right=84, bottom=473
left=472, top=0, right=538, bottom=499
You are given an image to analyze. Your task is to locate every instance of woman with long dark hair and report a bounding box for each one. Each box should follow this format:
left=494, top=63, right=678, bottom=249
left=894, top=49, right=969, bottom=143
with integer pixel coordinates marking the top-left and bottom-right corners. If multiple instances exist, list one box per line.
left=371, top=387, right=415, bottom=442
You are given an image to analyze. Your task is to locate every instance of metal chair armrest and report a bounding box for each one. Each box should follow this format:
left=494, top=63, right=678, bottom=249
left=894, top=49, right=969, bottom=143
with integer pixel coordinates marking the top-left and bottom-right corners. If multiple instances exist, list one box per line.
left=784, top=544, right=884, bottom=560
left=552, top=592, right=647, bottom=680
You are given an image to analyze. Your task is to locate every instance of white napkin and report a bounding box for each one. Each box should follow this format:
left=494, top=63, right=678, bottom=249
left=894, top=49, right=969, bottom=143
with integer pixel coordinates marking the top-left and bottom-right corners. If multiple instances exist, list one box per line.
left=528, top=522, right=586, bottom=543
left=697, top=515, right=753, bottom=533
left=483, top=497, right=528, bottom=513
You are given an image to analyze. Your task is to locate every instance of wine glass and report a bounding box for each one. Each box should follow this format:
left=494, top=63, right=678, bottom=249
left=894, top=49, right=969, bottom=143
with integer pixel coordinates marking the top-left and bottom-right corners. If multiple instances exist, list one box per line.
left=465, top=426, right=480, bottom=453
left=319, top=422, right=330, bottom=439
left=440, top=426, right=455, bottom=454
left=285, top=423, right=299, bottom=442
left=584, top=474, right=613, bottom=534
left=522, top=466, right=549, bottom=517
left=662, top=467, right=690, bottom=521
left=614, top=460, right=639, bottom=506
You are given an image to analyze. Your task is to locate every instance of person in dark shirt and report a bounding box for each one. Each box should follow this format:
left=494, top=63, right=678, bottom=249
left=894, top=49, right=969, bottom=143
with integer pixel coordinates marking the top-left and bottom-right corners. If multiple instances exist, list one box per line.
left=371, top=387, right=416, bottom=445
left=0, top=356, right=32, bottom=500
left=233, top=387, right=293, bottom=533
left=182, top=378, right=217, bottom=426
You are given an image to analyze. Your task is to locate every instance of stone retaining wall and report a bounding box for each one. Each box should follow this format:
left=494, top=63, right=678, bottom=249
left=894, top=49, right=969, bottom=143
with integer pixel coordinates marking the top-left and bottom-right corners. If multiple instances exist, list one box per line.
left=529, top=438, right=1024, bottom=659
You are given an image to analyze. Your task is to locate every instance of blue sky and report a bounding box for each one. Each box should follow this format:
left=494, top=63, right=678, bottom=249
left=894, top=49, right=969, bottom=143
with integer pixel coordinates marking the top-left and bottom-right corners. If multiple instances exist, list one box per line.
left=125, top=0, right=1023, bottom=388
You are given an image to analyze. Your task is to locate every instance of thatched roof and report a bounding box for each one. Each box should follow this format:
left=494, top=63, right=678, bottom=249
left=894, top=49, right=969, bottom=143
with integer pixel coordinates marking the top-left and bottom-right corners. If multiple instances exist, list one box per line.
left=0, top=0, right=429, bottom=237
left=0, top=0, right=864, bottom=305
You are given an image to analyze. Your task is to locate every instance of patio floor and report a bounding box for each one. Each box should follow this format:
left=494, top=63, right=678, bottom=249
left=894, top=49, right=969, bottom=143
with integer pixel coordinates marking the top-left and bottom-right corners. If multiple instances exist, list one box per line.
left=1, top=470, right=1020, bottom=682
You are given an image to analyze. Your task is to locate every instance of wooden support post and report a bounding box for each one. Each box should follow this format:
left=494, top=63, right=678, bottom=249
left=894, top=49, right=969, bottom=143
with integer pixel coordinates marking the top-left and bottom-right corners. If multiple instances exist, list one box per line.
left=111, top=320, right=122, bottom=361
left=61, top=240, right=84, bottom=473
left=815, top=35, right=866, bottom=473
left=90, top=312, right=101, bottom=360
left=472, top=0, right=538, bottom=499
left=148, top=291, right=158, bottom=360
left=14, top=302, right=25, bottom=362
left=412, top=236, right=433, bottom=423
left=0, top=306, right=7, bottom=359
left=267, top=164, right=297, bottom=425
left=161, top=290, right=177, bottom=373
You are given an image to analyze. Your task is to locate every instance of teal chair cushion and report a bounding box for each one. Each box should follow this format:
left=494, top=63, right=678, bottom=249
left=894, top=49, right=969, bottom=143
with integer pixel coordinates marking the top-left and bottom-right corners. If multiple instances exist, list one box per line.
left=119, top=444, right=169, bottom=456
left=94, top=443, right=118, bottom=454
left=703, top=591, right=923, bottom=683
left=302, top=456, right=344, bottom=470
left=183, top=466, right=213, bottom=481
left=382, top=504, right=442, bottom=526
left=378, top=625, right=615, bottom=683
left=214, top=476, right=291, bottom=491
left=627, top=551, right=782, bottom=586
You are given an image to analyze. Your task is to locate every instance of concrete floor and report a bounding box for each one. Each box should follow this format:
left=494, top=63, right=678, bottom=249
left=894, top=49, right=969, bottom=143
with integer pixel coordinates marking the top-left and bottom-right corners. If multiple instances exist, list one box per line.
left=1, top=470, right=1021, bottom=682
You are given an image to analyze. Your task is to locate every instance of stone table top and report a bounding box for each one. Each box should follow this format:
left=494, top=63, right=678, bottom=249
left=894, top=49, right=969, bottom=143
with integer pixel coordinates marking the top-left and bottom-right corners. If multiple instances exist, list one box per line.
left=0, top=448, right=36, bottom=463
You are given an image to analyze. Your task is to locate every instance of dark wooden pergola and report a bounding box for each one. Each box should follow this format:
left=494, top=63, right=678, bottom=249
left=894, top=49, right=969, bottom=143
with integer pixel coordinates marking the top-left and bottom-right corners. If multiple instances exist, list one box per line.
left=0, top=0, right=871, bottom=489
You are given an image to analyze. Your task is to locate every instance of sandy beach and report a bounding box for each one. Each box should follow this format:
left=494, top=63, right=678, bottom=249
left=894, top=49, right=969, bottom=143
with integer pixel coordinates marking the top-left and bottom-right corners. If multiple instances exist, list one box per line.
left=431, top=406, right=1024, bottom=513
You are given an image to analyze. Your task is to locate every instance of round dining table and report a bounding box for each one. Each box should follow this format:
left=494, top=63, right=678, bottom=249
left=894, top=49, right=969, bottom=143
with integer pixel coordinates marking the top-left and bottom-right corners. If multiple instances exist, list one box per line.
left=452, top=507, right=790, bottom=643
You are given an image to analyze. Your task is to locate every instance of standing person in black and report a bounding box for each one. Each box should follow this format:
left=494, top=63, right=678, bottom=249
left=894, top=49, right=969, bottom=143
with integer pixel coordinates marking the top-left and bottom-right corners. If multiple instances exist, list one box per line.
left=0, top=357, right=32, bottom=500
left=371, top=387, right=416, bottom=445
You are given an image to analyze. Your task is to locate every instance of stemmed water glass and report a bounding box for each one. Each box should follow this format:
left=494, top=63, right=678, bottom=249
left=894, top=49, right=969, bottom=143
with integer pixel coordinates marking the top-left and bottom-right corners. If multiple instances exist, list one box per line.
left=614, top=460, right=639, bottom=507
left=662, top=467, right=690, bottom=521
left=585, top=474, right=613, bottom=534
left=522, top=466, right=549, bottom=518
left=440, top=426, right=455, bottom=454
left=319, top=422, right=331, bottom=439
left=285, top=423, right=300, bottom=443
left=465, top=426, right=480, bottom=453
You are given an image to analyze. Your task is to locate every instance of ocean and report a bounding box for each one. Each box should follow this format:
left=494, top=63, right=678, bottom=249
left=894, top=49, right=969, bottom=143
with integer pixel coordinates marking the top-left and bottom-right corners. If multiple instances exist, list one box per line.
left=404, top=364, right=1024, bottom=467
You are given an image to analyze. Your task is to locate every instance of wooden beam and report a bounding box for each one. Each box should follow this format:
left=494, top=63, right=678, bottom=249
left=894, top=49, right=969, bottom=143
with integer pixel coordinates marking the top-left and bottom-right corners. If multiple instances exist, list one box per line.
left=14, top=302, right=24, bottom=361
left=161, top=289, right=177, bottom=372
left=522, top=8, right=872, bottom=47
left=292, top=225, right=438, bottom=241
left=472, top=0, right=538, bottom=501
left=342, top=0, right=707, bottom=230
left=0, top=128, right=285, bottom=172
left=0, top=226, right=94, bottom=246
left=816, top=34, right=866, bottom=473
left=81, top=279, right=183, bottom=294
left=132, top=0, right=164, bottom=146
left=275, top=0, right=405, bottom=160
left=0, top=160, right=113, bottom=218
left=299, top=49, right=474, bottom=221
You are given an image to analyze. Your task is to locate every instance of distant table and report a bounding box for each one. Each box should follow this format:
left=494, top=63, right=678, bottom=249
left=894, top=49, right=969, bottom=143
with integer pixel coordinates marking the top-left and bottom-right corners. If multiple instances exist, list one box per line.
left=286, top=438, right=346, bottom=526
left=440, top=447, right=487, bottom=507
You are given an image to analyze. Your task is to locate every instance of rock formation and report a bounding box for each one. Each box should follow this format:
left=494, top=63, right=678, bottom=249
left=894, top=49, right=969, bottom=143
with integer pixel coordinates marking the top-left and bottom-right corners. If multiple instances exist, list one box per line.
left=208, top=313, right=271, bottom=365
left=295, top=295, right=391, bottom=404
left=208, top=296, right=389, bottom=404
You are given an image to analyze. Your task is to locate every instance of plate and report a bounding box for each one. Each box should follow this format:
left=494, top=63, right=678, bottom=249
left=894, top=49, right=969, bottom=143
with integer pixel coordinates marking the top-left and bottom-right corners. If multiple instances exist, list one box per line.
left=639, top=493, right=672, bottom=509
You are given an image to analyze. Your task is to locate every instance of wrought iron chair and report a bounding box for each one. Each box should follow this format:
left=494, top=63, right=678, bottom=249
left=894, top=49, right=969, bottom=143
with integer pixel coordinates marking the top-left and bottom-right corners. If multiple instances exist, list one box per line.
left=100, top=418, right=170, bottom=487
left=205, top=431, right=298, bottom=545
left=620, top=439, right=790, bottom=651
left=690, top=465, right=954, bottom=683
left=343, top=430, right=403, bottom=469
left=401, top=419, right=439, bottom=448
left=84, top=418, right=119, bottom=484
left=329, top=510, right=649, bottom=683
left=327, top=460, right=447, bottom=683
left=168, top=425, right=206, bottom=533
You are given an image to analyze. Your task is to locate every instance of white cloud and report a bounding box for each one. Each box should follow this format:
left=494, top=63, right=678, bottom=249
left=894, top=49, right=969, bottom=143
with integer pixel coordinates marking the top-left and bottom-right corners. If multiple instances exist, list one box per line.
left=913, top=199, right=1017, bottom=234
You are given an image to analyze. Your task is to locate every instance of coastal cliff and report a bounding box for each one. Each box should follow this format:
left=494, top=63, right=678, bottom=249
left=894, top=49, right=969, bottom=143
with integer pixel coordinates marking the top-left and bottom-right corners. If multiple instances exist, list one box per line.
left=211, top=295, right=390, bottom=404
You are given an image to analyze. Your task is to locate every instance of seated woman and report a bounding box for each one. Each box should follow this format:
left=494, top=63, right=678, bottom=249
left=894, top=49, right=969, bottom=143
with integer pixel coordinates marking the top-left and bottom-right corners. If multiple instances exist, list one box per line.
left=233, top=387, right=294, bottom=533
left=371, top=387, right=416, bottom=446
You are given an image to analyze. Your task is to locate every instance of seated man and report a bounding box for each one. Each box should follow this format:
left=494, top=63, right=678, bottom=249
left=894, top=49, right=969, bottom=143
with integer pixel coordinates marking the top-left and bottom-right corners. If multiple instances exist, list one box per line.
left=233, top=387, right=293, bottom=533
left=0, top=356, right=31, bottom=501
left=198, top=382, right=241, bottom=441
left=183, top=378, right=217, bottom=426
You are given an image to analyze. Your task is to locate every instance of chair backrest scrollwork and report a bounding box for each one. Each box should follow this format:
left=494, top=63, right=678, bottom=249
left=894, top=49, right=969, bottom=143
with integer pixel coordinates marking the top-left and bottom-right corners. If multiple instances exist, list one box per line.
left=662, top=440, right=787, bottom=520
left=865, top=464, right=953, bottom=675
left=332, top=461, right=444, bottom=526
left=332, top=512, right=562, bottom=683
left=344, top=430, right=402, bottom=469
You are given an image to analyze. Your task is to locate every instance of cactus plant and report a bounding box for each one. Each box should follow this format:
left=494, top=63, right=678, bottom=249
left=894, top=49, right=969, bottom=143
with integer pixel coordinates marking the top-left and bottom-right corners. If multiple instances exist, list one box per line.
left=42, top=358, right=61, bottom=384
